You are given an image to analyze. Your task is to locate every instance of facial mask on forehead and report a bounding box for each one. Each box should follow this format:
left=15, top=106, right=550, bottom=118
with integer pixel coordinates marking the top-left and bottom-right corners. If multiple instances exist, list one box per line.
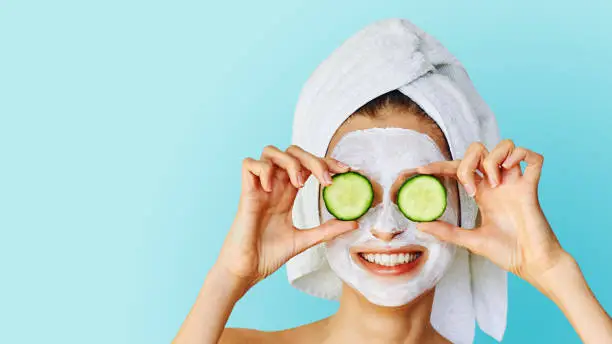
left=322, top=127, right=459, bottom=307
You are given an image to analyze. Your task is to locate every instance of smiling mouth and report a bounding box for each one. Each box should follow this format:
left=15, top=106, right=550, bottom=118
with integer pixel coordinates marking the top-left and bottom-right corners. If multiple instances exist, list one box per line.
left=351, top=246, right=427, bottom=277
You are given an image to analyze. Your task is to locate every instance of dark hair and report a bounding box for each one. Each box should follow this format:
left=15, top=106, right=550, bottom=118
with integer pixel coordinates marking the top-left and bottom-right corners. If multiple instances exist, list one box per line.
left=351, top=90, right=451, bottom=159
left=353, top=90, right=425, bottom=118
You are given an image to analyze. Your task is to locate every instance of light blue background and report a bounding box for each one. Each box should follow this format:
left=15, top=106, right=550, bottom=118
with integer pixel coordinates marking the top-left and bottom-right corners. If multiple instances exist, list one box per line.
left=1, top=1, right=611, bottom=343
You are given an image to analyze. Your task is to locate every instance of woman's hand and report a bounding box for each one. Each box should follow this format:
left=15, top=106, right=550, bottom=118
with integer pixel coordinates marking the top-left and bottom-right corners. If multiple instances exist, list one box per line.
left=174, top=145, right=357, bottom=344
left=415, top=139, right=565, bottom=288
left=216, top=145, right=358, bottom=288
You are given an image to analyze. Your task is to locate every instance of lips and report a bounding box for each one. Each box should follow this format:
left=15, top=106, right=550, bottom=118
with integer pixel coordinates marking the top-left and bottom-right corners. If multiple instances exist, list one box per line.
left=351, top=246, right=427, bottom=277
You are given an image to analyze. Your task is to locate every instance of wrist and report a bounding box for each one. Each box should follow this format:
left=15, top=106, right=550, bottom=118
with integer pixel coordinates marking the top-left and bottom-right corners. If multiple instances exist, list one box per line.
left=208, top=261, right=256, bottom=297
left=531, top=250, right=580, bottom=299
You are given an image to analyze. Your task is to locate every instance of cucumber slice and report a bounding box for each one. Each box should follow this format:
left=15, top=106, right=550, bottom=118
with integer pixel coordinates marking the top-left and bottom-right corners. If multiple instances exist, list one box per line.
left=323, top=171, right=373, bottom=221
left=397, top=175, right=447, bottom=222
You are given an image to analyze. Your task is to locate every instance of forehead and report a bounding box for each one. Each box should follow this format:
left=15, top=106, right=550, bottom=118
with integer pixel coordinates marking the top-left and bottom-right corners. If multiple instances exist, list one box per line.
left=330, top=128, right=445, bottom=182
left=326, top=109, right=450, bottom=160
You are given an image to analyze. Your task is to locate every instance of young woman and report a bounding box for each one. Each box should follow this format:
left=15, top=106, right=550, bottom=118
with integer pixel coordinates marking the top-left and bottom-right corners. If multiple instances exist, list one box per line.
left=173, top=19, right=612, bottom=344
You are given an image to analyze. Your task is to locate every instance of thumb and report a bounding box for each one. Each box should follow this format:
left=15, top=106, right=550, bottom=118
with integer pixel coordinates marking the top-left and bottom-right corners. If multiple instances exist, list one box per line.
left=417, top=221, right=483, bottom=253
left=294, top=219, right=359, bottom=254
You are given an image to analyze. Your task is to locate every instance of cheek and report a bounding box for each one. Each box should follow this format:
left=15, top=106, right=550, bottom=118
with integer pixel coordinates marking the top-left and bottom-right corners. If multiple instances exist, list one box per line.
left=326, top=210, right=377, bottom=254
left=326, top=231, right=358, bottom=252
left=325, top=231, right=362, bottom=272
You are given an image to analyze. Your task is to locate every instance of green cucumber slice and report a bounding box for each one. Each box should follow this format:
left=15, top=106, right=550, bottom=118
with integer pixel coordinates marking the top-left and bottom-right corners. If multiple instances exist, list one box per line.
left=323, top=171, right=373, bottom=221
left=397, top=175, right=447, bottom=222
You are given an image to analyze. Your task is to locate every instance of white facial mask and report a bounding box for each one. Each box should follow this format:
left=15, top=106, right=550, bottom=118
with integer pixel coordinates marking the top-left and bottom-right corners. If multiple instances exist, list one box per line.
left=322, top=127, right=459, bottom=307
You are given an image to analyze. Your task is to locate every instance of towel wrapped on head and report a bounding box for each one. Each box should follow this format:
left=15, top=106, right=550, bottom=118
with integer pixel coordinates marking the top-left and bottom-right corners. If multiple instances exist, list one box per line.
left=287, top=18, right=507, bottom=344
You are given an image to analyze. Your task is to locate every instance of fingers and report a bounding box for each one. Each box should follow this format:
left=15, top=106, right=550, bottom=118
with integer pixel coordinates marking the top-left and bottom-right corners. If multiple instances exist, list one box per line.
left=416, top=149, right=486, bottom=198
left=482, top=139, right=514, bottom=187
left=502, top=163, right=523, bottom=182
left=416, top=221, right=484, bottom=254
left=416, top=160, right=461, bottom=177
left=501, top=146, right=544, bottom=184
left=458, top=142, right=488, bottom=197
left=286, top=145, right=349, bottom=186
left=261, top=145, right=302, bottom=188
left=294, top=219, right=359, bottom=253
left=417, top=140, right=543, bottom=195
left=244, top=144, right=350, bottom=193
left=241, top=158, right=259, bottom=192
left=323, top=157, right=351, bottom=174
left=242, top=157, right=275, bottom=192
left=481, top=139, right=544, bottom=185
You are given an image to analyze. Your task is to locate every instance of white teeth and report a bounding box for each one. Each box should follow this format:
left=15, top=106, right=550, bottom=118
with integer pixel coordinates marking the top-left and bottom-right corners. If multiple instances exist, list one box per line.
left=361, top=252, right=421, bottom=266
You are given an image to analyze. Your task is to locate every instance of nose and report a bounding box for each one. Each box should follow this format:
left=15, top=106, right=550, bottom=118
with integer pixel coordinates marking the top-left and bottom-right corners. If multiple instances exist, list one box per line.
left=370, top=228, right=402, bottom=242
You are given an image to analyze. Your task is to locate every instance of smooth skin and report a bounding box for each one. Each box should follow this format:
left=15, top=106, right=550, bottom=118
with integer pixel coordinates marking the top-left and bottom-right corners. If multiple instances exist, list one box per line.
left=173, top=111, right=612, bottom=344
left=417, top=141, right=612, bottom=344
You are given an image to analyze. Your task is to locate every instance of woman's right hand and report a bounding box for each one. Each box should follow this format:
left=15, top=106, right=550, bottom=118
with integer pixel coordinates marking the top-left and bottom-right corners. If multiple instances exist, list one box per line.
left=216, top=144, right=358, bottom=288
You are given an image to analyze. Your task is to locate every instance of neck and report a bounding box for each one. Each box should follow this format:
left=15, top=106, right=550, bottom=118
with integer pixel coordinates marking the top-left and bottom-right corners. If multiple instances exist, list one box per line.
left=323, top=284, right=447, bottom=344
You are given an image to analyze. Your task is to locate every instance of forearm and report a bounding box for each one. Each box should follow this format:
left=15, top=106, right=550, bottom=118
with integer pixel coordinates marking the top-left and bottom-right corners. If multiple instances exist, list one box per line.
left=173, top=264, right=251, bottom=344
left=536, top=252, right=612, bottom=344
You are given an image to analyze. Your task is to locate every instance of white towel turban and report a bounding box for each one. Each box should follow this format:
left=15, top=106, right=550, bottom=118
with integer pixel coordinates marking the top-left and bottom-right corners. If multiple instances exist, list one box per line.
left=287, top=18, right=507, bottom=344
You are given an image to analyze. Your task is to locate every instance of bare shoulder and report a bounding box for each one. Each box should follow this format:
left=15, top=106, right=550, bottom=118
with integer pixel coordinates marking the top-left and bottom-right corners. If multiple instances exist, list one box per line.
left=220, top=318, right=330, bottom=344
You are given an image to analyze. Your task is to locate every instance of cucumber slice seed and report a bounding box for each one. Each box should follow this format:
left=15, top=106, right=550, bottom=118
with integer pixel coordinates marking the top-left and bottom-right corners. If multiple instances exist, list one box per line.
left=323, top=171, right=374, bottom=221
left=397, top=175, right=447, bottom=222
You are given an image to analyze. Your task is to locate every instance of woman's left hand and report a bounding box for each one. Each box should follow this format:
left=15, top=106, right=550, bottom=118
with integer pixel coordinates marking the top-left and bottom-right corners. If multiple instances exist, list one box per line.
left=415, top=139, right=567, bottom=288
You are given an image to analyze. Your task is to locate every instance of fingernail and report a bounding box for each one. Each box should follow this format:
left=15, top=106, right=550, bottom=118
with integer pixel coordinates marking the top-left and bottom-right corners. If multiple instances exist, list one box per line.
left=344, top=221, right=359, bottom=229
left=489, top=176, right=498, bottom=188
left=323, top=171, right=333, bottom=185
left=416, top=223, right=429, bottom=232
left=501, top=160, right=510, bottom=168
left=464, top=183, right=475, bottom=197
left=297, top=171, right=304, bottom=187
left=336, top=160, right=349, bottom=169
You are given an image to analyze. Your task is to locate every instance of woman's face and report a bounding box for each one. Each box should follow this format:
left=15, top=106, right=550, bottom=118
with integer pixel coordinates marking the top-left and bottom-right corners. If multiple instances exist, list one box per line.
left=319, top=110, right=461, bottom=307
